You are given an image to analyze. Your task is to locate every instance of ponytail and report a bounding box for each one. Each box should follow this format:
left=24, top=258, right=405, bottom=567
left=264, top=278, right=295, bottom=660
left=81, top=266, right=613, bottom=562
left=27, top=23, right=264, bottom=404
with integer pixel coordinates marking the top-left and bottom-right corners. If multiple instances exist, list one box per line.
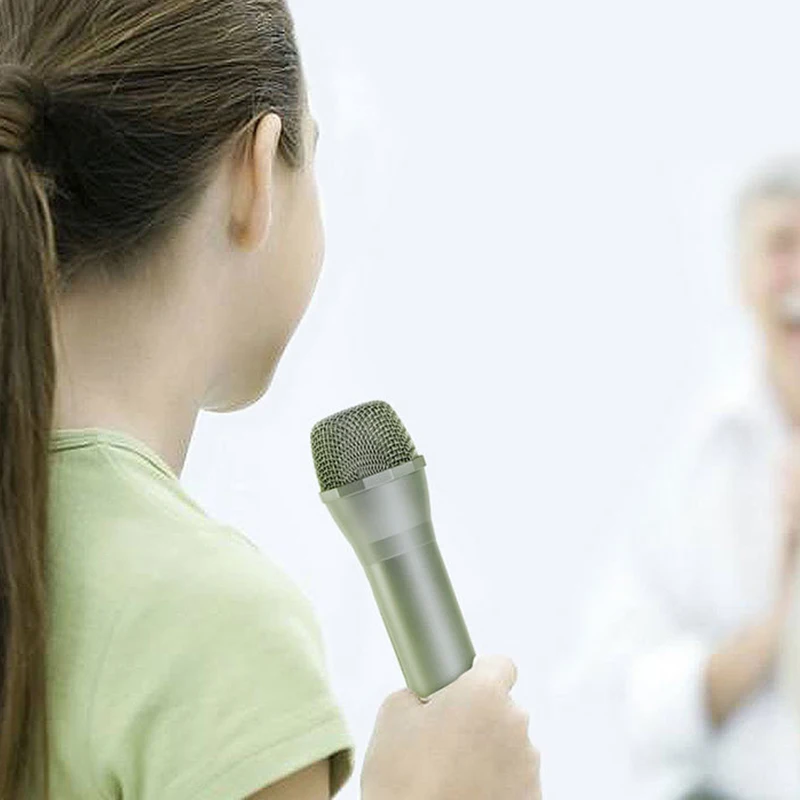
left=0, top=0, right=308, bottom=787
left=0, top=64, right=57, bottom=799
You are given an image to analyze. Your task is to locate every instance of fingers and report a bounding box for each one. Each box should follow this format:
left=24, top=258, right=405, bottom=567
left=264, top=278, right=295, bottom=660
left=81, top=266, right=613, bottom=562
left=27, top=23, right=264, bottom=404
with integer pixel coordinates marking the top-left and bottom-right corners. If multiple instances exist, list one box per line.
left=511, top=704, right=531, bottom=734
left=470, top=653, right=519, bottom=693
left=384, top=653, right=520, bottom=708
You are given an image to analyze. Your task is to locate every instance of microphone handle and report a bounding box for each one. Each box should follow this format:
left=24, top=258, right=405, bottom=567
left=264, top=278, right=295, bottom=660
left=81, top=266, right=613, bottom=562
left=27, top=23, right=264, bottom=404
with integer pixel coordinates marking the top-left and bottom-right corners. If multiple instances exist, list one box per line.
left=321, top=458, right=475, bottom=699
left=363, top=525, right=475, bottom=699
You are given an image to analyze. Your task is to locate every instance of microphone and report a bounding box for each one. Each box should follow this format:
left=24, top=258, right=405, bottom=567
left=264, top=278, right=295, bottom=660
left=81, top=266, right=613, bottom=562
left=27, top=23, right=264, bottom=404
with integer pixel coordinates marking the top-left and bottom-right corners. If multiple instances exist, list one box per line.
left=310, top=400, right=475, bottom=699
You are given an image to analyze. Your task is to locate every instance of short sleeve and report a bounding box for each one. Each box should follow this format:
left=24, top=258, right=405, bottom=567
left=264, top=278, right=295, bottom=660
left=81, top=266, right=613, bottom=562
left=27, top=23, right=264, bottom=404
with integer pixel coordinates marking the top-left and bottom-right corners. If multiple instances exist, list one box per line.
left=88, top=536, right=356, bottom=800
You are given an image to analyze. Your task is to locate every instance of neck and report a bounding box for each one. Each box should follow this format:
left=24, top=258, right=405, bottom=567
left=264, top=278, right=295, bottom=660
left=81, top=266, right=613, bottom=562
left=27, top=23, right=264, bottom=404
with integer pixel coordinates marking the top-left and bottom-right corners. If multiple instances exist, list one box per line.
left=51, top=274, right=213, bottom=478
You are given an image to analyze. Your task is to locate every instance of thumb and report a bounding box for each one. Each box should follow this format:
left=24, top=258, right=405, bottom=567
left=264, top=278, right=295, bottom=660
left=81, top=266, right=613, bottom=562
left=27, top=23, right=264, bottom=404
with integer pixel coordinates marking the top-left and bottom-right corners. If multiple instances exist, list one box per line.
left=469, top=653, right=519, bottom=693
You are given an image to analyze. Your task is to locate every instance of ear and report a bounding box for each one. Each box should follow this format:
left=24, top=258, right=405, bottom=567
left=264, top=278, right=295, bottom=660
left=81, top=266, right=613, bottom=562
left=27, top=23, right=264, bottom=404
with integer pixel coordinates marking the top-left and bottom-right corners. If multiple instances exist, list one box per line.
left=229, top=112, right=283, bottom=252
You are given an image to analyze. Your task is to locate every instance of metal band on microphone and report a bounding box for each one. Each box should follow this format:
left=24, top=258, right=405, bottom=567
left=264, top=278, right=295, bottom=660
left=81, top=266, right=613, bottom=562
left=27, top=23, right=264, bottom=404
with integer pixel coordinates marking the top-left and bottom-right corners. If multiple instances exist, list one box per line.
left=320, top=455, right=427, bottom=501
left=363, top=521, right=435, bottom=565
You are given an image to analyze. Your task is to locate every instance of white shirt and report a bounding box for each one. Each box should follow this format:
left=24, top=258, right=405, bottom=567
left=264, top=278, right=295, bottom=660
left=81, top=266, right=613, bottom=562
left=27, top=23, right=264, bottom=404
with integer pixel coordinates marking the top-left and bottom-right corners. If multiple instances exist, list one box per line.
left=569, top=356, right=800, bottom=799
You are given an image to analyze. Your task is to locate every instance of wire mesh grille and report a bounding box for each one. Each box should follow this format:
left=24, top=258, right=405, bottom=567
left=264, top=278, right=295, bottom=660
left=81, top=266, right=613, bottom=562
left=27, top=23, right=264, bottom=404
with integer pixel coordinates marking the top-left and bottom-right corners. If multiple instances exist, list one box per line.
left=310, top=400, right=418, bottom=492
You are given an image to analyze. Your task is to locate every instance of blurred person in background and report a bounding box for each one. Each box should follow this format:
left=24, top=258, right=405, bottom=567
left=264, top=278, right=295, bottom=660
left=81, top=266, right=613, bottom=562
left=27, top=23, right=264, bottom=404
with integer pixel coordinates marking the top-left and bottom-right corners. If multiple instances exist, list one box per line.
left=568, top=157, right=800, bottom=800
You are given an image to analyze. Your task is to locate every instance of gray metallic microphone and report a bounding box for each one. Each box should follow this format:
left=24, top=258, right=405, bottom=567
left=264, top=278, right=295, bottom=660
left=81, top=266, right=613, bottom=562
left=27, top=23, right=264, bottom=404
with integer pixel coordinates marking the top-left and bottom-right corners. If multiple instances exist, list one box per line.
left=310, top=400, right=475, bottom=700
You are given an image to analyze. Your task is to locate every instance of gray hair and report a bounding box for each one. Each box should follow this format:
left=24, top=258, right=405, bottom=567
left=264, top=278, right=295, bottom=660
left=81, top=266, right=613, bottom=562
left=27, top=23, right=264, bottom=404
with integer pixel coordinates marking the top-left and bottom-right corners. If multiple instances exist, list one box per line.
left=737, top=155, right=800, bottom=226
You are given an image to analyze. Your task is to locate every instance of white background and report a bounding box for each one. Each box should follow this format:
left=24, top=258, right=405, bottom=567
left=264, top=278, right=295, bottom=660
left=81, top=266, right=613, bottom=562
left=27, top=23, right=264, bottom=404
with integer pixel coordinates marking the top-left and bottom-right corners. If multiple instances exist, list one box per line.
left=181, top=2, right=800, bottom=797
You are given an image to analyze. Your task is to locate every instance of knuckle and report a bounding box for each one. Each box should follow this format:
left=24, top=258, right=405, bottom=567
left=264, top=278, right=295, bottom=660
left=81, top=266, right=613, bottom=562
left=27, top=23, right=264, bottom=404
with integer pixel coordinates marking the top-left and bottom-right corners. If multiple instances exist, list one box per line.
left=505, top=707, right=529, bottom=737
left=498, top=655, right=518, bottom=687
left=513, top=705, right=531, bottom=727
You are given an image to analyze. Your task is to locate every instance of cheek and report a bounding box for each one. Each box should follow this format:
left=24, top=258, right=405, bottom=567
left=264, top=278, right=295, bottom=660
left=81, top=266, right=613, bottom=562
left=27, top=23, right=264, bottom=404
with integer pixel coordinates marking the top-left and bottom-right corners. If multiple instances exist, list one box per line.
left=771, top=255, right=795, bottom=291
left=748, top=258, right=785, bottom=303
left=273, top=175, right=325, bottom=319
left=306, top=178, right=325, bottom=266
left=294, top=176, right=325, bottom=288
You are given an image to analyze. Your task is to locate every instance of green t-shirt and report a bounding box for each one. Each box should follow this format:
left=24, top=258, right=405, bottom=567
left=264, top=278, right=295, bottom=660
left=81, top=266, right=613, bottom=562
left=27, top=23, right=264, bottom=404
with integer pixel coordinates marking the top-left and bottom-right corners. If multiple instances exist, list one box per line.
left=44, top=427, right=355, bottom=799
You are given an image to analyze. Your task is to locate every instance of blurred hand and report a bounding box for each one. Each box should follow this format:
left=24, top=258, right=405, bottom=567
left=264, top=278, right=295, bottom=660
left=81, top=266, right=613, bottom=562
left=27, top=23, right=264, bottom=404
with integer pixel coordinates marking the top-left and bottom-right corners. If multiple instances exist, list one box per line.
left=360, top=654, right=541, bottom=800
left=705, top=433, right=800, bottom=728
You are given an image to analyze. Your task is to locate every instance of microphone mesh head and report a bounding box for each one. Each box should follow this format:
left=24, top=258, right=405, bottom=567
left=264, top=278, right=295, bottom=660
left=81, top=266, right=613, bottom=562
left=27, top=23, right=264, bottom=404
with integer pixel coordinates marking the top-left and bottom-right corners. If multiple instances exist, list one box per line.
left=311, top=400, right=418, bottom=492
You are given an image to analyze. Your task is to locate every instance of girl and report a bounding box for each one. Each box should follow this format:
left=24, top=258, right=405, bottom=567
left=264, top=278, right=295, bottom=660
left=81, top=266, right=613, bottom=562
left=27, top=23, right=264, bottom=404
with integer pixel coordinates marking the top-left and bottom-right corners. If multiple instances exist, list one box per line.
left=0, top=1, right=540, bottom=798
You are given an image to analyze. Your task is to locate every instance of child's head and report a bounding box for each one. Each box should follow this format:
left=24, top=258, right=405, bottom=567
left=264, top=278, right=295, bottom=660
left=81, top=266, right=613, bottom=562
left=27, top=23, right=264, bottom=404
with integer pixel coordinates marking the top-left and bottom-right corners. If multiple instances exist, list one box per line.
left=2, top=0, right=323, bottom=413
left=0, top=1, right=320, bottom=794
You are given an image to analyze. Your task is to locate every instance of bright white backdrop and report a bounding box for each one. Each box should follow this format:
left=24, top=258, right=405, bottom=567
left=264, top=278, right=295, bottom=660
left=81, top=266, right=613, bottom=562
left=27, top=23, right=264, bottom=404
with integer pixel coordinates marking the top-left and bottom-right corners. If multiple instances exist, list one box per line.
left=181, top=1, right=800, bottom=797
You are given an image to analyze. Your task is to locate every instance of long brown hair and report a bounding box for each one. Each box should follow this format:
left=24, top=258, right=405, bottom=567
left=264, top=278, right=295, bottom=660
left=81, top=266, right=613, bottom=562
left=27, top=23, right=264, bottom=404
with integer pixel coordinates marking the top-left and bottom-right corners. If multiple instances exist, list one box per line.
left=0, top=1, right=306, bottom=796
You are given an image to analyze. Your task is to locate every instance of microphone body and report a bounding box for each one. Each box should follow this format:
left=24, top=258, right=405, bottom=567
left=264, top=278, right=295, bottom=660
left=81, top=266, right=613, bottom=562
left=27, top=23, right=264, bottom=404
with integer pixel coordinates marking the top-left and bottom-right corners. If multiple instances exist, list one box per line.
left=320, top=454, right=474, bottom=699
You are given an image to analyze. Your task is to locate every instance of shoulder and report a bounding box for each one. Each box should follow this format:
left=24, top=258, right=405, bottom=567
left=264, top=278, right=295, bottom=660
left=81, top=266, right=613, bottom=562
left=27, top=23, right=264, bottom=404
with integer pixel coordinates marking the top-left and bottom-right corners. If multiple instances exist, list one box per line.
left=109, top=525, right=325, bottom=671
left=89, top=524, right=351, bottom=799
